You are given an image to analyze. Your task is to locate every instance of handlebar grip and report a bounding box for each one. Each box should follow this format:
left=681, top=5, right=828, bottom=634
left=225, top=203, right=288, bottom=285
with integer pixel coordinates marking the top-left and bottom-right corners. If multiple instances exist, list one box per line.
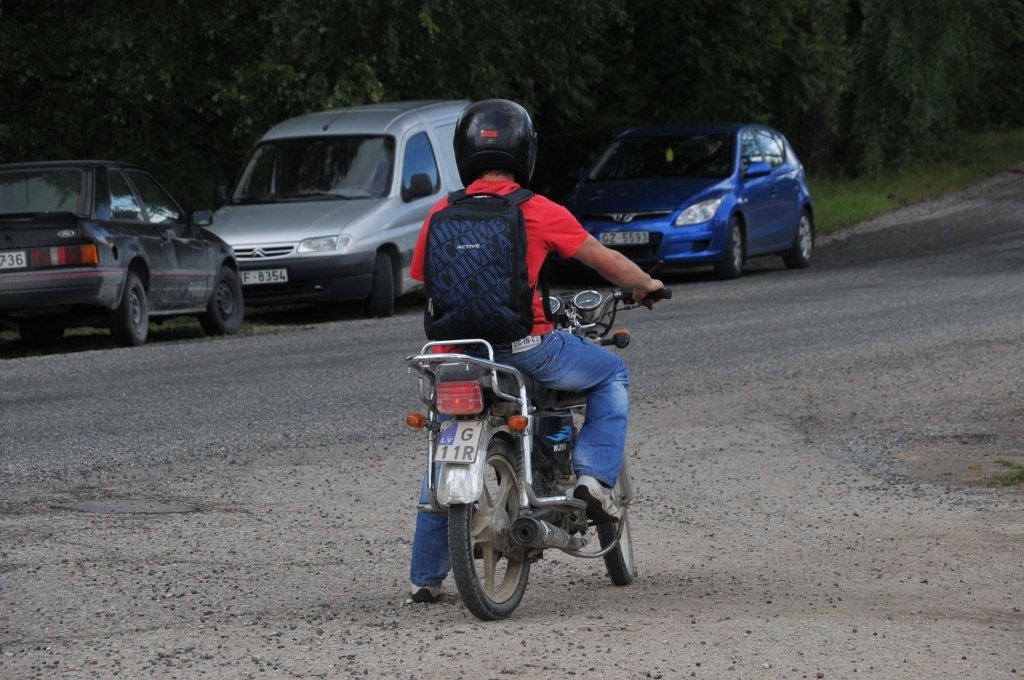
left=600, top=331, right=630, bottom=349
left=647, top=287, right=672, bottom=300
left=619, top=287, right=673, bottom=304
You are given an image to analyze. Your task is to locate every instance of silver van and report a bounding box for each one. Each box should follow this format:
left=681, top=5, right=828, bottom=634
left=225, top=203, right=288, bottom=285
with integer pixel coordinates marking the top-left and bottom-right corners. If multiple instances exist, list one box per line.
left=209, top=100, right=469, bottom=316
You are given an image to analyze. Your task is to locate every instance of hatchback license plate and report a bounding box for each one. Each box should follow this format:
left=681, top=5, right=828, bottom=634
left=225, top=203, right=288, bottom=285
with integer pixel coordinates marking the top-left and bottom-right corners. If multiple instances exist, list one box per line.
left=600, top=231, right=649, bottom=245
left=435, top=420, right=484, bottom=464
left=0, top=251, right=27, bottom=269
left=242, top=269, right=288, bottom=285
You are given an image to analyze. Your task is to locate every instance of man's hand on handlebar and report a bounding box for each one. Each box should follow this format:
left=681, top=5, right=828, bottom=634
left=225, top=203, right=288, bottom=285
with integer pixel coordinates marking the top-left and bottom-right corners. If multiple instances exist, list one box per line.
left=632, top=279, right=666, bottom=309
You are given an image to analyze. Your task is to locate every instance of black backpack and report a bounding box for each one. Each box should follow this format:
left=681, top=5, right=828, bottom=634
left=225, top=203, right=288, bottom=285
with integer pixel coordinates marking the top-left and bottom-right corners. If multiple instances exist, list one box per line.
left=423, top=189, right=539, bottom=342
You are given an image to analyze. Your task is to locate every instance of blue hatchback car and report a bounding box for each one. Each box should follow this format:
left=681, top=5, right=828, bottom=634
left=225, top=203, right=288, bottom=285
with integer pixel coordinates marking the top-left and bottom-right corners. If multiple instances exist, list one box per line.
left=562, top=124, right=814, bottom=279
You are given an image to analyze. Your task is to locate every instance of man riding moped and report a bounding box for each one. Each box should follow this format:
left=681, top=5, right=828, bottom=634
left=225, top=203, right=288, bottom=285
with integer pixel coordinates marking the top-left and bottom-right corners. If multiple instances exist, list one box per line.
left=406, top=99, right=665, bottom=603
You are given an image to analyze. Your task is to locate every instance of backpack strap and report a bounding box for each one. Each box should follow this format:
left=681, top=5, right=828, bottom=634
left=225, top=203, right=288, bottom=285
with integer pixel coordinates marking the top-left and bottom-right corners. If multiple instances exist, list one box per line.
left=446, top=189, right=467, bottom=205
left=447, top=189, right=534, bottom=206
left=506, top=188, right=534, bottom=205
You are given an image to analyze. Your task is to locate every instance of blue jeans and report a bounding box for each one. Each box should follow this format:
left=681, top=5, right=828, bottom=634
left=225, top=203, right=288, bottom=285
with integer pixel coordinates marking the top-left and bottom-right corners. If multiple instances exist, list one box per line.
left=410, top=331, right=630, bottom=587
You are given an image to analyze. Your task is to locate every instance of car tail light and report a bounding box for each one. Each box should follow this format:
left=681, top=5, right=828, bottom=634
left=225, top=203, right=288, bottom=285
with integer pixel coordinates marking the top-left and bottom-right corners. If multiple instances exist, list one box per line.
left=436, top=381, right=484, bottom=415
left=30, top=244, right=99, bottom=267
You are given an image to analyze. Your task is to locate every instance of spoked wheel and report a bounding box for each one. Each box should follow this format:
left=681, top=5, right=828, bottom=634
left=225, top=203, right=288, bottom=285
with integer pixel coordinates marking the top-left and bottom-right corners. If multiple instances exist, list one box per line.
left=448, top=438, right=530, bottom=620
left=597, top=514, right=635, bottom=586
left=597, top=474, right=636, bottom=586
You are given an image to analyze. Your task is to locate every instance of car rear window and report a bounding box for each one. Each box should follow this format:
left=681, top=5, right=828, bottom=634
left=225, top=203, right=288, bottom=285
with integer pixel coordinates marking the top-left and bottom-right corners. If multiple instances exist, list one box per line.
left=0, top=168, right=87, bottom=216
left=233, top=135, right=395, bottom=203
left=587, top=134, right=733, bottom=181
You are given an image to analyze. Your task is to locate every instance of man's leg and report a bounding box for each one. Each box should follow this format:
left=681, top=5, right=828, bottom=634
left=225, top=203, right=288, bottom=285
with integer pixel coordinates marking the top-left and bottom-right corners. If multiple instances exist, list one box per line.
left=503, top=331, right=630, bottom=487
left=409, top=468, right=449, bottom=601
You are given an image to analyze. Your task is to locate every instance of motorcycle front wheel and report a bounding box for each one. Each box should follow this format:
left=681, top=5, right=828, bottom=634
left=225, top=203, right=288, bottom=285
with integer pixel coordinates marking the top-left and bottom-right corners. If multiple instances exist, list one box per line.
left=448, top=438, right=530, bottom=620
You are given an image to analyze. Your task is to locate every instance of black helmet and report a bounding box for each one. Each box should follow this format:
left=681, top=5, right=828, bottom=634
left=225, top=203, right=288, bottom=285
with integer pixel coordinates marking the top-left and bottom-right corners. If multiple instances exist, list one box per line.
left=454, top=99, right=537, bottom=188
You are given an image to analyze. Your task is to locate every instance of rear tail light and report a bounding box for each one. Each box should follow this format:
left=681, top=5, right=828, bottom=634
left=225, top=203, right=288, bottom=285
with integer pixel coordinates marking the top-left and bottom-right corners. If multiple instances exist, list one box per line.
left=436, top=381, right=484, bottom=415
left=30, top=244, right=98, bottom=267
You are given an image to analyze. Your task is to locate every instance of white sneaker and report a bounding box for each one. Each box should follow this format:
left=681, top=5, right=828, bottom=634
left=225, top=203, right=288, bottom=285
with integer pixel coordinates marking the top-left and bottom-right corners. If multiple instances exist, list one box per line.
left=409, top=582, right=442, bottom=603
left=573, top=475, right=621, bottom=524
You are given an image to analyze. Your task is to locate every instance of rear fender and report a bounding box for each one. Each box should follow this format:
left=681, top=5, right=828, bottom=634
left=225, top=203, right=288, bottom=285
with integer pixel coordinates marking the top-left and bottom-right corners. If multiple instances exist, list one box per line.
left=437, top=425, right=514, bottom=505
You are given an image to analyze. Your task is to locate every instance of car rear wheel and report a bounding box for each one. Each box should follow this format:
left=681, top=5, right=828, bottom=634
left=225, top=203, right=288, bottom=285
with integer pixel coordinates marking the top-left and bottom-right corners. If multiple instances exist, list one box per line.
left=109, top=270, right=148, bottom=347
left=364, top=251, right=394, bottom=318
left=783, top=210, right=814, bottom=269
left=715, top=217, right=744, bottom=280
left=199, top=267, right=245, bottom=336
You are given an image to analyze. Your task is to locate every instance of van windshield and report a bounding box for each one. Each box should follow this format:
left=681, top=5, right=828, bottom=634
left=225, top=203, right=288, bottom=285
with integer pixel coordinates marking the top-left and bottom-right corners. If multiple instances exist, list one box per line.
left=232, top=135, right=395, bottom=203
left=586, top=134, right=733, bottom=181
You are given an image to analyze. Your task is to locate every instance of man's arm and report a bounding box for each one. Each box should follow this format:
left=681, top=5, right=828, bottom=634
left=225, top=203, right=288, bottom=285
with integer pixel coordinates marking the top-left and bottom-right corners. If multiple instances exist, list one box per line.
left=570, top=235, right=664, bottom=304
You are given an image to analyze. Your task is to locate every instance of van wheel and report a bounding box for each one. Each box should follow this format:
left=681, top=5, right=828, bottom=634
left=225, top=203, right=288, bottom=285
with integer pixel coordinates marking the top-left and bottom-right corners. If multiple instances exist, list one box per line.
left=364, top=251, right=394, bottom=318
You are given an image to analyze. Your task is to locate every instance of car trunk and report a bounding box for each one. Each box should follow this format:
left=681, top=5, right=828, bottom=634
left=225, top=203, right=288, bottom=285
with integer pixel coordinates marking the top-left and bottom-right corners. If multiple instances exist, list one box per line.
left=0, top=212, right=92, bottom=250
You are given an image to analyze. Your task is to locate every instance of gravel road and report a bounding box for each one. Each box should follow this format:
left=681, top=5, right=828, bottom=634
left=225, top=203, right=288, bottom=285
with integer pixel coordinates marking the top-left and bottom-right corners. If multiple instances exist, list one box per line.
left=2, top=168, right=1023, bottom=679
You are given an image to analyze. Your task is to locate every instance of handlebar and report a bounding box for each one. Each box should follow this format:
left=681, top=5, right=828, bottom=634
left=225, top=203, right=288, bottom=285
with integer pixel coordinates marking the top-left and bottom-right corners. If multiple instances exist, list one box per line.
left=599, top=331, right=630, bottom=349
left=619, top=287, right=673, bottom=305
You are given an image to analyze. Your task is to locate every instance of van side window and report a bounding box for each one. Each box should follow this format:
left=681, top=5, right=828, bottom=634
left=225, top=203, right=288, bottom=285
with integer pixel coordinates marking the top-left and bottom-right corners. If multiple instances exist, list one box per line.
left=432, top=122, right=460, bottom=187
left=402, top=132, right=440, bottom=201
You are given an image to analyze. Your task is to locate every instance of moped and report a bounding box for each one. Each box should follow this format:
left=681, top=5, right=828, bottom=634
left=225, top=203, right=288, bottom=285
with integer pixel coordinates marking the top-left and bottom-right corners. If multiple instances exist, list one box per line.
left=406, top=286, right=671, bottom=620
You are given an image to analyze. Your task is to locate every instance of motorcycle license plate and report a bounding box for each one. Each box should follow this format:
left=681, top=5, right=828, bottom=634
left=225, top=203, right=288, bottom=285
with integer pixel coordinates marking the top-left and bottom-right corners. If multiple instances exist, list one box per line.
left=435, top=420, right=483, bottom=464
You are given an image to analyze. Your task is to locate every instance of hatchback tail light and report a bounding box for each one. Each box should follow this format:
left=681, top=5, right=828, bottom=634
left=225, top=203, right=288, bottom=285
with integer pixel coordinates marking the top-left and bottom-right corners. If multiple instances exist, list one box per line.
left=436, top=381, right=484, bottom=415
left=30, top=244, right=98, bottom=267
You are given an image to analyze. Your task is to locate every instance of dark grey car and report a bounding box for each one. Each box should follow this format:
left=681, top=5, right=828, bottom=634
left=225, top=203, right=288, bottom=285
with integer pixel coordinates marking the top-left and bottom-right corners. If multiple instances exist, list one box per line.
left=0, top=161, right=243, bottom=346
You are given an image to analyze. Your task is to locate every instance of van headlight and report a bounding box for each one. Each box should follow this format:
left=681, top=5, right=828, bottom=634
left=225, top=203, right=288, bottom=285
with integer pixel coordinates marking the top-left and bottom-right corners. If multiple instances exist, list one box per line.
left=298, top=234, right=353, bottom=253
left=674, top=199, right=722, bottom=226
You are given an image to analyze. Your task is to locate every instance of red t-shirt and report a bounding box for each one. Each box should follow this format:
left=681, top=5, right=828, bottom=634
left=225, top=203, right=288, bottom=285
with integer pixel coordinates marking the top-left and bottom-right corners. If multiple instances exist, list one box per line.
left=410, top=179, right=589, bottom=336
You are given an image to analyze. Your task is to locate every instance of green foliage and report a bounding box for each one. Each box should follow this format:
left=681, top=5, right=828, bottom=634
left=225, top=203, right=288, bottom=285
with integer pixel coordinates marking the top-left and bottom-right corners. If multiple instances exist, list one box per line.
left=989, top=460, right=1024, bottom=487
left=849, top=0, right=1023, bottom=171
left=810, top=128, right=1024, bottom=233
left=1, top=0, right=1022, bottom=204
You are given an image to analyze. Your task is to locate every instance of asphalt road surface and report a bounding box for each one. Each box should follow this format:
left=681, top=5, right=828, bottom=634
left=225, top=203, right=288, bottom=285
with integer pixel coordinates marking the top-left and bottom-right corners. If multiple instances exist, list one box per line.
left=2, top=168, right=1023, bottom=679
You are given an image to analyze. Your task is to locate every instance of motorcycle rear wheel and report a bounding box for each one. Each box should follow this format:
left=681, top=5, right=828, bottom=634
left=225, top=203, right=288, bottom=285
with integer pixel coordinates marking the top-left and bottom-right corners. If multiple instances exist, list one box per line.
left=448, top=438, right=530, bottom=620
left=597, top=515, right=635, bottom=586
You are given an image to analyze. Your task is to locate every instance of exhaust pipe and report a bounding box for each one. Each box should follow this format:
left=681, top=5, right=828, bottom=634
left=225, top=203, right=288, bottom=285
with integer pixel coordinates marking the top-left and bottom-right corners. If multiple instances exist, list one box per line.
left=511, top=517, right=589, bottom=551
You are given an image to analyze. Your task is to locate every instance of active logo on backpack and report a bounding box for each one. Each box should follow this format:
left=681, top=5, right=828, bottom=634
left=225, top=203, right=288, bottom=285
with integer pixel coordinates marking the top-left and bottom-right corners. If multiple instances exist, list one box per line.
left=423, top=190, right=535, bottom=342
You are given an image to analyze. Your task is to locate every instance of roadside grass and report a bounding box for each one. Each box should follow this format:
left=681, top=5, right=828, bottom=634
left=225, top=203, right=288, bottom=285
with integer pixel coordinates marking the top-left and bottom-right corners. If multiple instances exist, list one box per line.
left=810, top=128, right=1024, bottom=234
left=989, top=460, right=1024, bottom=487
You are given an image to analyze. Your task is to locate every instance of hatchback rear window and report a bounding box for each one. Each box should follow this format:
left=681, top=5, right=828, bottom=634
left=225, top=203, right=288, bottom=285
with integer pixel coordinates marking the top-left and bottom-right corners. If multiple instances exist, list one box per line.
left=0, top=169, right=87, bottom=216
left=233, top=135, right=395, bottom=203
left=587, top=135, right=733, bottom=181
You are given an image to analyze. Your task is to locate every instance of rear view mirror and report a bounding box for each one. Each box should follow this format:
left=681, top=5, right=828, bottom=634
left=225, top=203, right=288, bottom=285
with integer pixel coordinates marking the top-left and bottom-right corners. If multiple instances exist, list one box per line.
left=744, top=161, right=772, bottom=179
left=212, top=185, right=229, bottom=209
left=190, top=209, right=213, bottom=227
left=403, top=173, right=435, bottom=202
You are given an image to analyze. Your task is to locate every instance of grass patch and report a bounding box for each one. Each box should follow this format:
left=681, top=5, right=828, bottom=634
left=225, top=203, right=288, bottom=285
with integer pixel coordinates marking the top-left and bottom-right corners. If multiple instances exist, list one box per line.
left=989, top=459, right=1024, bottom=487
left=810, top=128, right=1024, bottom=234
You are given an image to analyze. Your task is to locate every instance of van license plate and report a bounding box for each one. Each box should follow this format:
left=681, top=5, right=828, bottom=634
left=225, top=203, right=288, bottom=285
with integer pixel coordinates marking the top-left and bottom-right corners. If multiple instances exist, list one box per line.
left=241, top=269, right=288, bottom=285
left=600, top=231, right=649, bottom=245
left=0, top=251, right=27, bottom=269
left=435, top=420, right=483, bottom=464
